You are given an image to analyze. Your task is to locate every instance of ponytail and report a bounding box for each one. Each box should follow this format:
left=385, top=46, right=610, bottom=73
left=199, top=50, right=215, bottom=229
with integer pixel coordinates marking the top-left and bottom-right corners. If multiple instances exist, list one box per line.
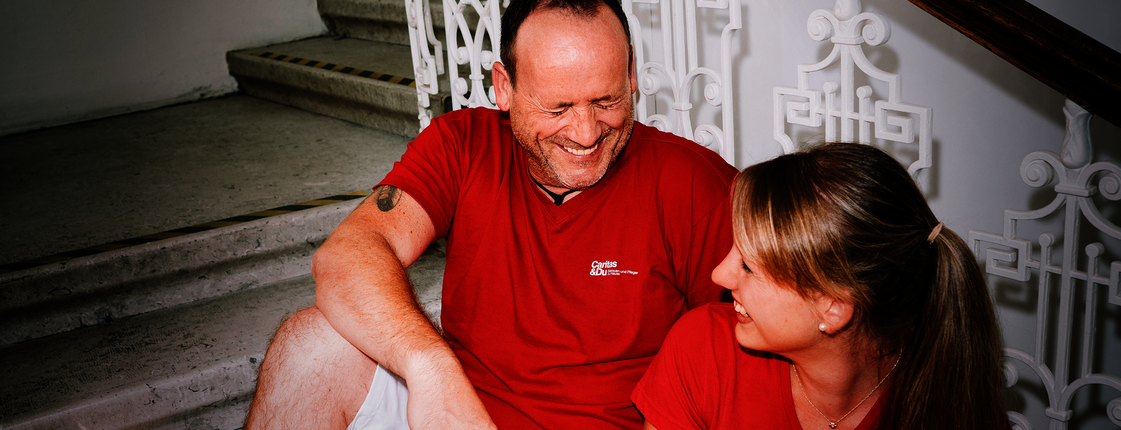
left=878, top=227, right=1007, bottom=429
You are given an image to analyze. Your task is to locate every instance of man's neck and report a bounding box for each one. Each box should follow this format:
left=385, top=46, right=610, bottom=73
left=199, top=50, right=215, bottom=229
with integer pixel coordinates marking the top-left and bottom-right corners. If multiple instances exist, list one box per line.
left=530, top=176, right=580, bottom=205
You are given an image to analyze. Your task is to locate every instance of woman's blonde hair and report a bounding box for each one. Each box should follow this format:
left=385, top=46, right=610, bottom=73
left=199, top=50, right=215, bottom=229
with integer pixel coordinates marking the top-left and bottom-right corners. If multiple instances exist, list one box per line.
left=731, top=142, right=1006, bottom=429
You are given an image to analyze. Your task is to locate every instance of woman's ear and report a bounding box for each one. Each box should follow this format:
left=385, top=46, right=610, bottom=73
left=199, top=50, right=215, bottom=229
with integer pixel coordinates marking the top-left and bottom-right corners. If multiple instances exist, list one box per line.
left=816, top=294, right=853, bottom=335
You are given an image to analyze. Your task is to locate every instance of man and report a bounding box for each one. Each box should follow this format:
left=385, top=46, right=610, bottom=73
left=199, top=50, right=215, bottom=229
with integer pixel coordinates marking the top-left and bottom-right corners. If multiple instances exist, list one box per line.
left=245, top=0, right=736, bottom=428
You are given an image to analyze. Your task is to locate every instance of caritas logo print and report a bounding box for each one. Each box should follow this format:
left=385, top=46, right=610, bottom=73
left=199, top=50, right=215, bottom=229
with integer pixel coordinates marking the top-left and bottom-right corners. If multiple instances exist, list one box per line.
left=590, top=260, right=638, bottom=276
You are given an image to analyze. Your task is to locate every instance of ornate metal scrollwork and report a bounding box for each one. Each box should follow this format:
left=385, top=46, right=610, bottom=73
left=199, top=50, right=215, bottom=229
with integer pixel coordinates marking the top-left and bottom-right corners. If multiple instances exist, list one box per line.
left=773, top=0, right=931, bottom=177
left=444, top=0, right=500, bottom=110
left=969, top=100, right=1121, bottom=429
left=623, top=0, right=741, bottom=165
left=406, top=0, right=445, bottom=129
left=406, top=0, right=501, bottom=133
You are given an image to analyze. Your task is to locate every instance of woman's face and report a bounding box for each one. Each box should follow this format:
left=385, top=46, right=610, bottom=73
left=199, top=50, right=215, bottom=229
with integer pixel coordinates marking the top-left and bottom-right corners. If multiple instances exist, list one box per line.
left=711, top=245, right=824, bottom=355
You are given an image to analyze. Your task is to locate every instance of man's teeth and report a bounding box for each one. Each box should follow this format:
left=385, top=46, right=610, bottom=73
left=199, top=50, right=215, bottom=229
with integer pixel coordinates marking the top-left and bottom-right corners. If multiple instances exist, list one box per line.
left=563, top=144, right=597, bottom=156
left=733, top=301, right=749, bottom=317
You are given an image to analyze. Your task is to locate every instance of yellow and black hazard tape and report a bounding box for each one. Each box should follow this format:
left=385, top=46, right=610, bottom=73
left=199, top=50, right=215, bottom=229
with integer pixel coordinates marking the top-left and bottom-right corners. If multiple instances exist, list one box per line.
left=0, top=190, right=370, bottom=275
left=253, top=52, right=417, bottom=87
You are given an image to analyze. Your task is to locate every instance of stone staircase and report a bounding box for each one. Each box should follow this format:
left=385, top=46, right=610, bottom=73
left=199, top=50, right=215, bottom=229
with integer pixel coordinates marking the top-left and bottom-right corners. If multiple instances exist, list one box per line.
left=0, top=1, right=449, bottom=428
left=228, top=36, right=448, bottom=138
left=229, top=0, right=452, bottom=138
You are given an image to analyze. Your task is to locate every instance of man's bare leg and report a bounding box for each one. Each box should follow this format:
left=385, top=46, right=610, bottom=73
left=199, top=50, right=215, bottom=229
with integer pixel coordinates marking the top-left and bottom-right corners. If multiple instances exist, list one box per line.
left=245, top=306, right=379, bottom=429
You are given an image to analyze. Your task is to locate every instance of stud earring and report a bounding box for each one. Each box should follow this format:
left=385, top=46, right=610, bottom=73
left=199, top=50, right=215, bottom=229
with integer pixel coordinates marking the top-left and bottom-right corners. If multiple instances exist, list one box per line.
left=818, top=323, right=827, bottom=332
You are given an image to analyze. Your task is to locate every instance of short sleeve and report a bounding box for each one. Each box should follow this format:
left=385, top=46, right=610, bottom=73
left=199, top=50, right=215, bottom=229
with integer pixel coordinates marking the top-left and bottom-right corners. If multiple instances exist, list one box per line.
left=378, top=109, right=494, bottom=237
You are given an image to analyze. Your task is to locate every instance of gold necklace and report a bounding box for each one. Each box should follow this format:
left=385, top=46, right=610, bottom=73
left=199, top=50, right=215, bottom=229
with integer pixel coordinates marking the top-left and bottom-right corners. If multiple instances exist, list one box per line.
left=791, top=353, right=901, bottom=429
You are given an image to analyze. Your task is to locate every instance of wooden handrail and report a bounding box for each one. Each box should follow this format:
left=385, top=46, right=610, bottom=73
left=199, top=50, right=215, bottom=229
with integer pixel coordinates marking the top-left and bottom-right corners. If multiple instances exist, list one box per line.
left=908, top=0, right=1121, bottom=127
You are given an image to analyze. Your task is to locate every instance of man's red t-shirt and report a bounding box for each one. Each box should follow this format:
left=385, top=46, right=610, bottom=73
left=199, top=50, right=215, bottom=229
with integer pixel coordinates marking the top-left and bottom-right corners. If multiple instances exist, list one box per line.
left=380, top=107, right=737, bottom=428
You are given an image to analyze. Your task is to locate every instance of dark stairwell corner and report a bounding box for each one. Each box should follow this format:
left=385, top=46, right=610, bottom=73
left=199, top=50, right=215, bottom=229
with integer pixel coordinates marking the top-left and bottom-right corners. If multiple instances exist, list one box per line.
left=1, top=0, right=449, bottom=427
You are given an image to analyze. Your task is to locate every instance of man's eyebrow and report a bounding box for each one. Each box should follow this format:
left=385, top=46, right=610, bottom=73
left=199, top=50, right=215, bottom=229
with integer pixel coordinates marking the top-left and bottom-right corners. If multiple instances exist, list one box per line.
left=576, top=95, right=624, bottom=105
left=541, top=94, right=623, bottom=109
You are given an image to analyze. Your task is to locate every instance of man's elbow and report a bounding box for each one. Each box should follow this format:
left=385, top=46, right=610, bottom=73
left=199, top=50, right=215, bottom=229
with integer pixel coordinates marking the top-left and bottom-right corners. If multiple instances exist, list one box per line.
left=311, top=239, right=346, bottom=297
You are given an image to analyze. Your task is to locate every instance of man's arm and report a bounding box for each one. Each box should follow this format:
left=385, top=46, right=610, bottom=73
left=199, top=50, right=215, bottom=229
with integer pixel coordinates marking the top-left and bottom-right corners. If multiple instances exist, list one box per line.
left=313, top=185, right=495, bottom=429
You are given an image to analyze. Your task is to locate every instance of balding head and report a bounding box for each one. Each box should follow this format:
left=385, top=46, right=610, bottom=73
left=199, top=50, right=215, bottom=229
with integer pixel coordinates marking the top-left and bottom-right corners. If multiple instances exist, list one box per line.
left=499, top=0, right=632, bottom=87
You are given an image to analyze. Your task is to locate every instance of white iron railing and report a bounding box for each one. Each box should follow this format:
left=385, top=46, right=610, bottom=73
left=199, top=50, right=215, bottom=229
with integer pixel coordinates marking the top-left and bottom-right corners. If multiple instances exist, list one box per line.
left=405, top=0, right=501, bottom=129
left=970, top=100, right=1121, bottom=430
left=772, top=0, right=932, bottom=177
left=443, top=0, right=502, bottom=110
left=405, top=0, right=445, bottom=129
left=623, top=0, right=741, bottom=165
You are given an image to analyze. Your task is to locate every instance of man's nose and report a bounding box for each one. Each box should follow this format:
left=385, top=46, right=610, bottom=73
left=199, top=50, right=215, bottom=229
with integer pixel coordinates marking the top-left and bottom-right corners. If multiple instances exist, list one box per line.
left=566, top=108, right=600, bottom=148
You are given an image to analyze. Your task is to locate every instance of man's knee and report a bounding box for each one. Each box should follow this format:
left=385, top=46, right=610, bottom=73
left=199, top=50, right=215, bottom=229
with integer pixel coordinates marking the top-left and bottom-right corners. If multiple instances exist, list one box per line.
left=262, top=306, right=376, bottom=377
left=248, top=306, right=378, bottom=428
left=273, top=306, right=335, bottom=351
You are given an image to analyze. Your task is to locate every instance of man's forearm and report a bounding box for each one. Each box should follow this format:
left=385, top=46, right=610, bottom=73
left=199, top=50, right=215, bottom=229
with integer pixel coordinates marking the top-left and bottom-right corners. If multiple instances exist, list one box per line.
left=312, top=228, right=453, bottom=381
left=313, top=232, right=492, bottom=429
left=309, top=189, right=494, bottom=429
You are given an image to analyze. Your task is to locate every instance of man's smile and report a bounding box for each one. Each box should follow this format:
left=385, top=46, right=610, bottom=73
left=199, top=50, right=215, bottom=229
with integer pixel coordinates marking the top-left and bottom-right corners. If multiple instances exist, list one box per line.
left=560, top=142, right=599, bottom=156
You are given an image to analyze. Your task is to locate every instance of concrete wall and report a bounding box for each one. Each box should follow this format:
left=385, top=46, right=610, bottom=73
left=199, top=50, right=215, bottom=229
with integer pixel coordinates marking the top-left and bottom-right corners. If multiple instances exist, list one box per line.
left=0, top=0, right=327, bottom=136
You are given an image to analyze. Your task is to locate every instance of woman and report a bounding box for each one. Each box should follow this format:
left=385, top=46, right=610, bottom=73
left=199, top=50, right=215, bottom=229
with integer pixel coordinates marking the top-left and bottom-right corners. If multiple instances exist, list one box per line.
left=632, top=142, right=1007, bottom=429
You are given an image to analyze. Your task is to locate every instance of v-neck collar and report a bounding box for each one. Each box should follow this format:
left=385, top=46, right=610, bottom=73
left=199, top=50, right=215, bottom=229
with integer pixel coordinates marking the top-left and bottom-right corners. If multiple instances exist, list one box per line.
left=514, top=129, right=637, bottom=223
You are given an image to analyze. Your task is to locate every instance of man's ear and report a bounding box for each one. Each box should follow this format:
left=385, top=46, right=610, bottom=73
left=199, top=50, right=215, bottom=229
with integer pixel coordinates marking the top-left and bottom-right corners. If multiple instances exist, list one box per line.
left=816, top=294, right=854, bottom=335
left=628, top=47, right=638, bottom=95
left=493, top=61, right=512, bottom=111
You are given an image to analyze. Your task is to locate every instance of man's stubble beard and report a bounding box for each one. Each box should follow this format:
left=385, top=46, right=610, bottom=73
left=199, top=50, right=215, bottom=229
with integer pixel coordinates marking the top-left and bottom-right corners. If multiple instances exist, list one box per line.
left=510, top=103, right=636, bottom=192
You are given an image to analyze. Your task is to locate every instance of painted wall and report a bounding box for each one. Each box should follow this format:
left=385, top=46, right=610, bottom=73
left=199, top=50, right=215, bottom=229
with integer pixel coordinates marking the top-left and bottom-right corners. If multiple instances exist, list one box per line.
left=725, top=1, right=1121, bottom=428
left=0, top=0, right=327, bottom=136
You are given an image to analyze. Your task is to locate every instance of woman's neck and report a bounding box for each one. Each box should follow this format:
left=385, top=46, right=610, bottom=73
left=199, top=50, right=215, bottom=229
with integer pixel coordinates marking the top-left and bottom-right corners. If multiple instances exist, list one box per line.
left=786, top=344, right=898, bottom=430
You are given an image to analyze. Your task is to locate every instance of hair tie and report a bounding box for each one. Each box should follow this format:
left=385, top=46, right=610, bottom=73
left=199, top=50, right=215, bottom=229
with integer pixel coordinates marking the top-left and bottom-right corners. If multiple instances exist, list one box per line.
left=927, top=222, right=944, bottom=244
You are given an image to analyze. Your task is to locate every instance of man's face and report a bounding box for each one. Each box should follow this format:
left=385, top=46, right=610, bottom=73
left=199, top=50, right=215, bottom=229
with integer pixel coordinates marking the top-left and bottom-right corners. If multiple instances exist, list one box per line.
left=495, top=5, right=637, bottom=192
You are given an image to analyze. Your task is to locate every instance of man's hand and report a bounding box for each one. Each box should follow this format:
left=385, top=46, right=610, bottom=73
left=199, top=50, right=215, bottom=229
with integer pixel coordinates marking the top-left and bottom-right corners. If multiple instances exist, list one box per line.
left=404, top=351, right=497, bottom=429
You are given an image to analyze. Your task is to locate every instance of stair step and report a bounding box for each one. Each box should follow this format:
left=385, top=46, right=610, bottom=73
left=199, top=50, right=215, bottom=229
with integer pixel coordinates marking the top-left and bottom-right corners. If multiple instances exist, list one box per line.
left=319, top=0, right=450, bottom=46
left=1, top=198, right=358, bottom=347
left=1, top=94, right=414, bottom=346
left=0, top=275, right=313, bottom=430
left=0, top=95, right=410, bottom=272
left=0, top=240, right=446, bottom=430
left=228, top=36, right=450, bottom=138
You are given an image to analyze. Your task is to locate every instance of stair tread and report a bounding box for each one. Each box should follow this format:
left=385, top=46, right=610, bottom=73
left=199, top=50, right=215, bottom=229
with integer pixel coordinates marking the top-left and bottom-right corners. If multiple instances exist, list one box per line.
left=0, top=95, right=409, bottom=271
left=228, top=36, right=451, bottom=137
left=318, top=0, right=452, bottom=46
left=231, top=36, right=421, bottom=81
left=1, top=238, right=445, bottom=428
left=0, top=274, right=313, bottom=426
left=319, top=0, right=445, bottom=21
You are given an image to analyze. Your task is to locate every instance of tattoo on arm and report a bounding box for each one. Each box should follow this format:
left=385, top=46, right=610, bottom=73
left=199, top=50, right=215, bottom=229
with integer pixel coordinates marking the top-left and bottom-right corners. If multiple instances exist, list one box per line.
left=374, top=185, right=402, bottom=212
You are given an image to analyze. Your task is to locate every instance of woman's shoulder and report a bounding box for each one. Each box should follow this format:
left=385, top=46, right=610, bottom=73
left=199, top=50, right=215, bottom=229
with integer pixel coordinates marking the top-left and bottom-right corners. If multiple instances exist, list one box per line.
left=670, top=303, right=737, bottom=338
left=666, top=303, right=787, bottom=368
left=659, top=303, right=741, bottom=358
left=637, top=303, right=795, bottom=430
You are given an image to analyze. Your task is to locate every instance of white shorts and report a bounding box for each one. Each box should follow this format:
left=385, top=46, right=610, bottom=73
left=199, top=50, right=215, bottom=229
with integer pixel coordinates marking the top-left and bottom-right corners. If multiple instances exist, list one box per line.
left=347, top=365, right=410, bottom=430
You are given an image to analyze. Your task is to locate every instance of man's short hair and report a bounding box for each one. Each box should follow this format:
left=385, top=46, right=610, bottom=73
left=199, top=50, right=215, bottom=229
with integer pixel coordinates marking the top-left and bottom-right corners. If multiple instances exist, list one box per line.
left=499, top=0, right=633, bottom=87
